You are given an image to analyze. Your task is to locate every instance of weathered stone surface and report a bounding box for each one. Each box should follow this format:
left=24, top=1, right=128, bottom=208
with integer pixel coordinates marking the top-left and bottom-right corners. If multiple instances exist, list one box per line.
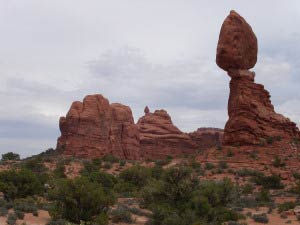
left=144, top=106, right=150, bottom=114
left=217, top=11, right=300, bottom=145
left=188, top=128, right=223, bottom=149
left=216, top=10, right=257, bottom=71
left=223, top=70, right=300, bottom=145
left=57, top=94, right=140, bottom=159
left=137, top=109, right=196, bottom=159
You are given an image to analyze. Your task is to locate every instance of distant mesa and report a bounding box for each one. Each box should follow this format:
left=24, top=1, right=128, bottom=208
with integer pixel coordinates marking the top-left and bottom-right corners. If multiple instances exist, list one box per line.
left=217, top=10, right=300, bottom=145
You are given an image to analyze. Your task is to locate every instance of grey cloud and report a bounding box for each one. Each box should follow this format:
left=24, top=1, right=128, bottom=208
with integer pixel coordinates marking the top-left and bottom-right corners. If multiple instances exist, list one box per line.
left=1, top=1, right=300, bottom=157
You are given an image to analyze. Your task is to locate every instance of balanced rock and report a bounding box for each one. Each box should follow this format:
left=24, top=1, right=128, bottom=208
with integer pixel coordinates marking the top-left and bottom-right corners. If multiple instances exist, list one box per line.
left=137, top=109, right=196, bottom=159
left=57, top=94, right=140, bottom=159
left=216, top=10, right=257, bottom=71
left=217, top=11, right=300, bottom=145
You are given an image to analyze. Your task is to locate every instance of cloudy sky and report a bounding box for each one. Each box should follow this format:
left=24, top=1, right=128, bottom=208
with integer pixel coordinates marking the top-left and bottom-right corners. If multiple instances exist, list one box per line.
left=1, top=1, right=300, bottom=157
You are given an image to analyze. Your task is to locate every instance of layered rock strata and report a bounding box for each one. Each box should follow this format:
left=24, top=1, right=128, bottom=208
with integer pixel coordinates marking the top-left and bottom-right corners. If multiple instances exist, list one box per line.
left=217, top=11, right=300, bottom=145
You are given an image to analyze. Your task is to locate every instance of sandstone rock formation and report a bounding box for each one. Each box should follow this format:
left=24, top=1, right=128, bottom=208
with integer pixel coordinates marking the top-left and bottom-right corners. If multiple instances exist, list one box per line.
left=216, top=10, right=257, bottom=71
left=188, top=128, right=223, bottom=150
left=137, top=109, right=196, bottom=159
left=217, top=11, right=300, bottom=145
left=57, top=94, right=140, bottom=159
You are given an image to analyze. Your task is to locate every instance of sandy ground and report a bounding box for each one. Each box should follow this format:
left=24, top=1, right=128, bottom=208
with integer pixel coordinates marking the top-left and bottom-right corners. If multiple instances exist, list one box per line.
left=0, top=210, right=50, bottom=225
left=244, top=207, right=299, bottom=225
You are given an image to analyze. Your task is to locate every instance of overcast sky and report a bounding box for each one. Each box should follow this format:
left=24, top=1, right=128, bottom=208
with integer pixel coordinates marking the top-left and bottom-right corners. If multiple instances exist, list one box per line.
left=1, top=1, right=300, bottom=157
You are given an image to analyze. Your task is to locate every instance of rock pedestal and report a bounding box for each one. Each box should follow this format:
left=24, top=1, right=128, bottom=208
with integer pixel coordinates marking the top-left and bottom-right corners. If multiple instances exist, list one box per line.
left=217, top=11, right=300, bottom=145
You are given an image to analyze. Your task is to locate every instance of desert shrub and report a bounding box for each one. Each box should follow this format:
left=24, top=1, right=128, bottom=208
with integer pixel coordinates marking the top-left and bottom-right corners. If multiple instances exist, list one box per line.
left=49, top=176, right=115, bottom=223
left=80, top=160, right=99, bottom=175
left=142, top=165, right=238, bottom=225
left=119, top=160, right=126, bottom=167
left=272, top=156, right=285, bottom=168
left=119, top=165, right=151, bottom=189
left=53, top=162, right=66, bottom=178
left=241, top=183, right=254, bottom=194
left=83, top=171, right=117, bottom=190
left=278, top=201, right=297, bottom=213
left=111, top=206, right=133, bottom=223
left=13, top=197, right=38, bottom=214
left=218, top=161, right=228, bottom=169
left=114, top=182, right=138, bottom=197
left=1, top=152, right=20, bottom=161
left=252, top=174, right=283, bottom=189
left=46, top=219, right=68, bottom=225
left=92, top=158, right=102, bottom=166
left=155, top=158, right=171, bottom=167
left=256, top=189, right=272, bottom=204
left=227, top=149, right=234, bottom=157
left=293, top=172, right=300, bottom=180
left=22, top=157, right=47, bottom=173
left=15, top=210, right=25, bottom=219
left=102, top=154, right=119, bottom=163
left=150, top=165, right=164, bottom=180
left=236, top=168, right=263, bottom=177
left=252, top=213, right=269, bottom=223
left=0, top=207, right=8, bottom=216
left=205, top=162, right=215, bottom=170
left=266, top=137, right=274, bottom=145
left=7, top=213, right=17, bottom=225
left=0, top=169, right=42, bottom=200
left=234, top=196, right=258, bottom=208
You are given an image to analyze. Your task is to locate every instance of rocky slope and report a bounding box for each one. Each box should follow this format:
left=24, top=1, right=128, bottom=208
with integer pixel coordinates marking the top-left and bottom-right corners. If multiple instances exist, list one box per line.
left=217, top=10, right=300, bottom=145
left=188, top=128, right=223, bottom=150
left=137, top=108, right=196, bottom=159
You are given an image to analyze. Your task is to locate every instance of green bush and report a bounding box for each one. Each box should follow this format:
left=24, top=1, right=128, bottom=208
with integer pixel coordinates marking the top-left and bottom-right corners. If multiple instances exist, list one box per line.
left=102, top=154, right=119, bottom=163
left=46, top=219, right=68, bottom=225
left=252, top=213, right=269, bottom=223
left=49, top=176, right=115, bottom=223
left=15, top=210, right=25, bottom=219
left=14, top=197, right=38, bottom=214
left=256, top=189, right=272, bottom=204
left=205, top=162, right=215, bottom=170
left=155, top=158, right=171, bottom=167
left=53, top=162, right=66, bottom=178
left=272, top=156, right=285, bottom=168
left=218, top=161, right=228, bottom=169
left=7, top=213, right=17, bottom=225
left=119, top=160, right=126, bottom=167
left=0, top=206, right=8, bottom=216
left=1, top=152, right=20, bottom=161
left=236, top=169, right=263, bottom=177
left=80, top=160, right=99, bottom=175
left=278, top=201, right=297, bottom=213
left=84, top=171, right=117, bottom=190
left=119, top=165, right=151, bottom=188
left=23, top=157, right=47, bottom=174
left=0, top=169, right=42, bottom=200
left=252, top=174, right=283, bottom=189
left=111, top=206, right=133, bottom=223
